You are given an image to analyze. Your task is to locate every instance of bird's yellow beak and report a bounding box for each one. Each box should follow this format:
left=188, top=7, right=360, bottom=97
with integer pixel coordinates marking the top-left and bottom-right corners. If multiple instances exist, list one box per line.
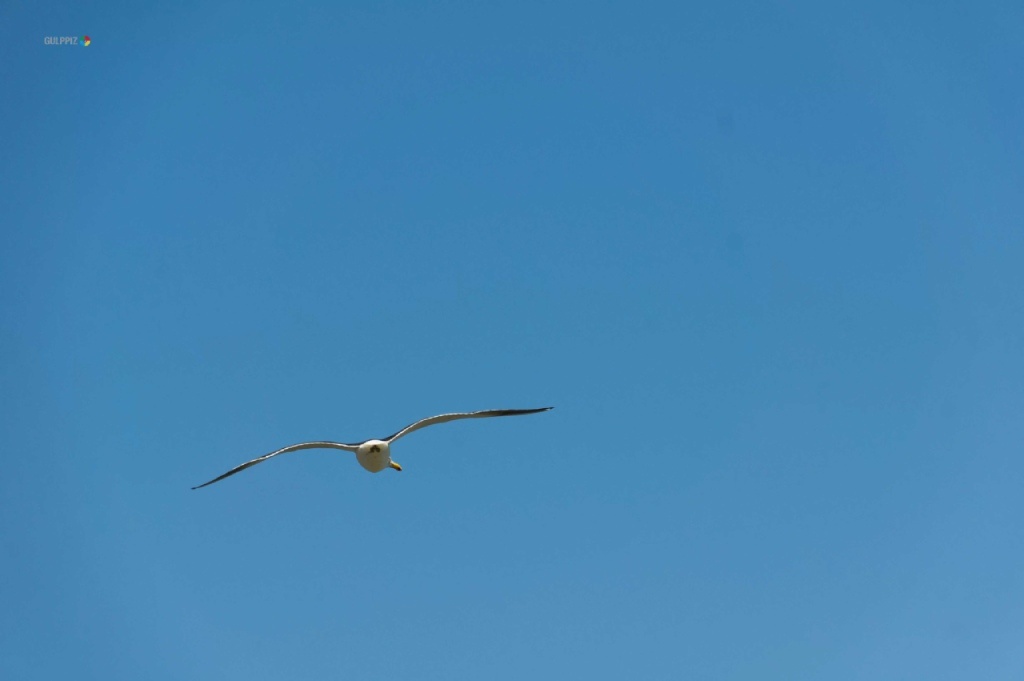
left=389, top=461, right=403, bottom=471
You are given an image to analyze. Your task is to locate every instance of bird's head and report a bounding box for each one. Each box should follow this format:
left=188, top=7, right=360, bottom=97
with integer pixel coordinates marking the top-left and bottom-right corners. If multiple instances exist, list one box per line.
left=356, top=440, right=402, bottom=473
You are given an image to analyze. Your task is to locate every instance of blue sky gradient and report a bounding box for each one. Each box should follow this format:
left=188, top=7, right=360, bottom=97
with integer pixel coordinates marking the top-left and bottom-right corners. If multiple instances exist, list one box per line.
left=3, top=2, right=1023, bottom=679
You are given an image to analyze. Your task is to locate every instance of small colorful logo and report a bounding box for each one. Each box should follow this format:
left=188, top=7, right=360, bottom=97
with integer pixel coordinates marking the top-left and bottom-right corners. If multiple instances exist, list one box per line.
left=81, top=35, right=91, bottom=46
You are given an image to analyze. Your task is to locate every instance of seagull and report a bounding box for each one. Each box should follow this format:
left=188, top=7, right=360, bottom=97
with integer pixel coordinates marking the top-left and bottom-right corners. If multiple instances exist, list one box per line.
left=192, top=407, right=552, bottom=489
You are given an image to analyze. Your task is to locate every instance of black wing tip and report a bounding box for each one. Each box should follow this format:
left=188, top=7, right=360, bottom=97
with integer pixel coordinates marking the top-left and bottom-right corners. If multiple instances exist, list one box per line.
left=191, top=473, right=232, bottom=490
left=481, top=407, right=554, bottom=416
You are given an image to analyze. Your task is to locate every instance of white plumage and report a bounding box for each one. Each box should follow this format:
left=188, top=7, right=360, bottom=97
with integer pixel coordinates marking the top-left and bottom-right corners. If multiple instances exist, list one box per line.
left=192, top=407, right=552, bottom=489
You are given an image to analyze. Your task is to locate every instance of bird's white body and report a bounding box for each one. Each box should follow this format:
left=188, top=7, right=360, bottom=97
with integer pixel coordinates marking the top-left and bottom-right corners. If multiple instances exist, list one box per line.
left=356, top=440, right=392, bottom=473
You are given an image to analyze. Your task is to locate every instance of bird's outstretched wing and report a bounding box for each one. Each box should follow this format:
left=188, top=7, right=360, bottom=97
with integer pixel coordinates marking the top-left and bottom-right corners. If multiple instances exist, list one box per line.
left=383, top=407, right=553, bottom=444
left=192, top=441, right=360, bottom=490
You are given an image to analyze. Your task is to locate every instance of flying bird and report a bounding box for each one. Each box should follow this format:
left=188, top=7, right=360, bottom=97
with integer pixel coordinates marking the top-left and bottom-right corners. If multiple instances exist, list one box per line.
left=192, top=407, right=553, bottom=489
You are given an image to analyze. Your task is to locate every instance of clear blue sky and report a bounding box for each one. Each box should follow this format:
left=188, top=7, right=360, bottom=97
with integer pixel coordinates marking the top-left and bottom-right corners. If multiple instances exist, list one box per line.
left=2, top=2, right=1022, bottom=679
